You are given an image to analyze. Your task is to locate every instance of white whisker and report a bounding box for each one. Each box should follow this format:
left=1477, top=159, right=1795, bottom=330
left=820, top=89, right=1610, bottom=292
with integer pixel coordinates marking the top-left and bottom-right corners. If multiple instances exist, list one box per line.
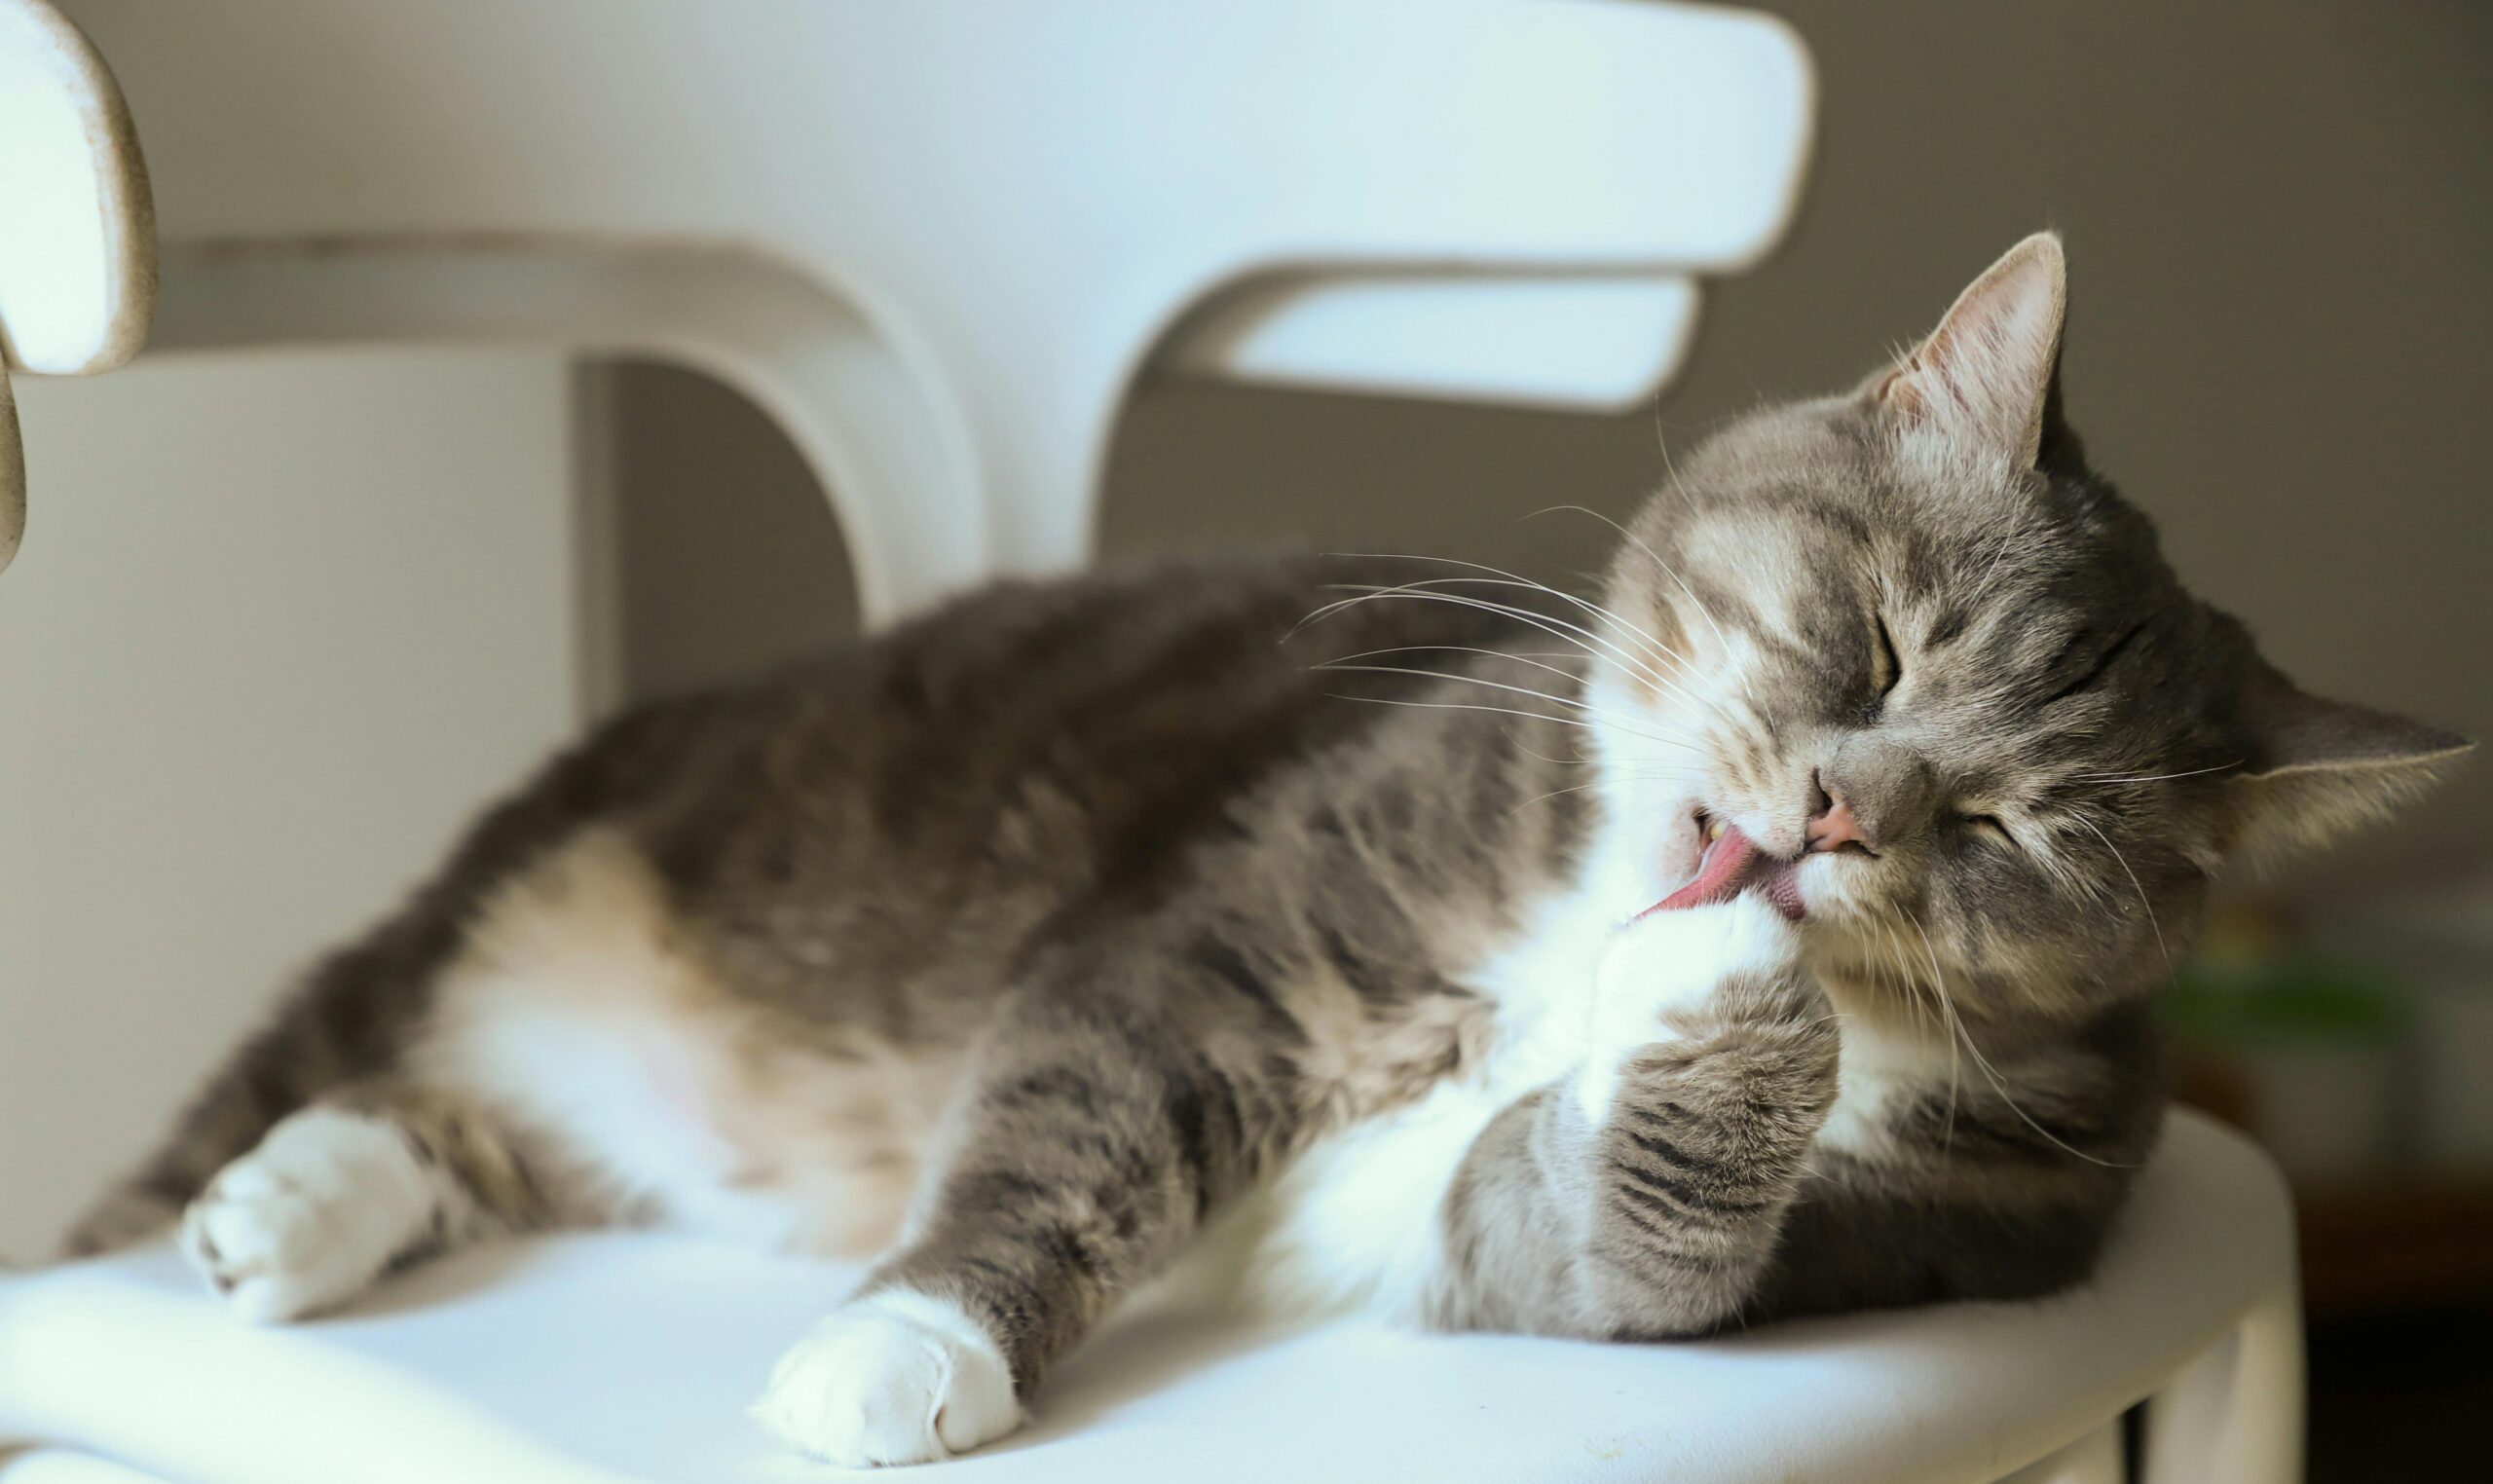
left=1313, top=663, right=1703, bottom=754
left=1323, top=551, right=1699, bottom=685
left=2070, top=813, right=2170, bottom=965
left=1315, top=644, right=1588, bottom=689
left=1307, top=581, right=1730, bottom=727
left=1900, top=907, right=2135, bottom=1170
left=1965, top=521, right=2024, bottom=612
left=1321, top=693, right=1594, bottom=730
left=2076, top=761, right=2243, bottom=786
left=1507, top=772, right=1697, bottom=816
left=1878, top=914, right=1954, bottom=1146
left=1526, top=503, right=1758, bottom=711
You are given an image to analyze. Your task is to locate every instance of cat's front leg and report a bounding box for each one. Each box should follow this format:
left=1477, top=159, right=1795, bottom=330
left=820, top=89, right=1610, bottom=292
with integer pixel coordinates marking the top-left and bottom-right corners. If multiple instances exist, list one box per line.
left=754, top=949, right=1302, bottom=1465
left=1576, top=896, right=1838, bottom=1333
left=1434, top=895, right=1838, bottom=1338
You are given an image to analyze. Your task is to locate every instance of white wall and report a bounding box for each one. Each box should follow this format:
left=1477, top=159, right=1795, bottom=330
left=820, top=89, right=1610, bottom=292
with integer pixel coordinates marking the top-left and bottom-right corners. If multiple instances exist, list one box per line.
left=0, top=350, right=581, bottom=1261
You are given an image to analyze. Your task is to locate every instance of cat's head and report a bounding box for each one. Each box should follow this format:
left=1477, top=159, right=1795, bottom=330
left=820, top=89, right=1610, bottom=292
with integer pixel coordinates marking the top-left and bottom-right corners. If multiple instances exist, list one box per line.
left=1590, top=234, right=2470, bottom=1023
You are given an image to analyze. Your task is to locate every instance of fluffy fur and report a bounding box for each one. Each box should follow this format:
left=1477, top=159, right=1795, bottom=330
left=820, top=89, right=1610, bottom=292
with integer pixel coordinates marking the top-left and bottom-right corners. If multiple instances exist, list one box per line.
left=66, top=235, right=2468, bottom=1466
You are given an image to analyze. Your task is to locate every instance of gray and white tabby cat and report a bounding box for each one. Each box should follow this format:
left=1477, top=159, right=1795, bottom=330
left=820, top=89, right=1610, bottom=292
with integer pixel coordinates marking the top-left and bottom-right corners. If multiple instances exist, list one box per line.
left=66, top=236, right=2466, bottom=1465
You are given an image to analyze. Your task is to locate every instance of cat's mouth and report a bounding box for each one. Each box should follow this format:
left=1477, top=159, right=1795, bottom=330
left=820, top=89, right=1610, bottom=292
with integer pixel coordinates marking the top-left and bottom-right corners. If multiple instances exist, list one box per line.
left=1643, top=815, right=1805, bottom=922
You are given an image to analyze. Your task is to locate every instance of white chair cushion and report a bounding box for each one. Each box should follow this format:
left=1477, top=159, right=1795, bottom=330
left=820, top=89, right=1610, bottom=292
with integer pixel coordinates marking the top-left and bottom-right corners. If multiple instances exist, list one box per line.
left=0, top=1111, right=2288, bottom=1484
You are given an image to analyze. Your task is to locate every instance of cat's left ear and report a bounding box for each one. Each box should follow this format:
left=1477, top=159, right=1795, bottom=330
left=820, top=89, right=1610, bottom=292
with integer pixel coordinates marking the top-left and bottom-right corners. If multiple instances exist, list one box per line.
left=2223, top=662, right=2473, bottom=861
left=1870, top=233, right=2067, bottom=469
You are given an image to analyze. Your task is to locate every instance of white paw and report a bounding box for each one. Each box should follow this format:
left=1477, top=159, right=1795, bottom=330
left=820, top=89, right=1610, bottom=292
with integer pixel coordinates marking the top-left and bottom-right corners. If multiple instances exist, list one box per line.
left=755, top=1289, right=1022, bottom=1467
left=180, top=1107, right=437, bottom=1323
left=1578, top=896, right=1801, bottom=1123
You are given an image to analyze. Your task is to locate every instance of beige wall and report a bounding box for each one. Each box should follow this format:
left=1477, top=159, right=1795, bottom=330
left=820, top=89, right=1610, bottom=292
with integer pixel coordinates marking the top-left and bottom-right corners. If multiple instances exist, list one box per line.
left=0, top=352, right=581, bottom=1260
left=614, top=0, right=2492, bottom=890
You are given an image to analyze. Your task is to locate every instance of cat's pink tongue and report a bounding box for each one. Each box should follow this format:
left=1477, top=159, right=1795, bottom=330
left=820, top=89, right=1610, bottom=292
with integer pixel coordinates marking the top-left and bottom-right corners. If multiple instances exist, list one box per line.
left=1638, top=825, right=1805, bottom=921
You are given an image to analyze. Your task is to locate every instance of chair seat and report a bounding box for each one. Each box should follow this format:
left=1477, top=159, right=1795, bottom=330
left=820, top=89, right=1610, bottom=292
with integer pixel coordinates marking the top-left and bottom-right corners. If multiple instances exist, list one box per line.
left=0, top=1111, right=2289, bottom=1484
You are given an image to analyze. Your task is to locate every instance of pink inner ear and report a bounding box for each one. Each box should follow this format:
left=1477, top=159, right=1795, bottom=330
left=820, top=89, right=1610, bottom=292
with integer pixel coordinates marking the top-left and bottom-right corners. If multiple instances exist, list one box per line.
left=1879, top=235, right=2068, bottom=464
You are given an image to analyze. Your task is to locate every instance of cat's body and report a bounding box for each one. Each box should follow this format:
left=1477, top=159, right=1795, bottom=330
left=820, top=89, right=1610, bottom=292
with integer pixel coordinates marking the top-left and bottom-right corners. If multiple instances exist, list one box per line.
left=67, top=237, right=2466, bottom=1467
left=86, top=558, right=1604, bottom=1271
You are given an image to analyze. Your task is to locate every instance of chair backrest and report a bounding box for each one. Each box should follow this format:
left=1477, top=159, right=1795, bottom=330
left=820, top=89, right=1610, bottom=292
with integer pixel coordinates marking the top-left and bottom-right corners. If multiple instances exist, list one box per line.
left=47, top=0, right=1811, bottom=620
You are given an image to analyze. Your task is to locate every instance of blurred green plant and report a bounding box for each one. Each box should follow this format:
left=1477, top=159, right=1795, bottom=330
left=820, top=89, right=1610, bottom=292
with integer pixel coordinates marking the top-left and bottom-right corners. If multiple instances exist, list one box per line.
left=2162, top=952, right=2406, bottom=1049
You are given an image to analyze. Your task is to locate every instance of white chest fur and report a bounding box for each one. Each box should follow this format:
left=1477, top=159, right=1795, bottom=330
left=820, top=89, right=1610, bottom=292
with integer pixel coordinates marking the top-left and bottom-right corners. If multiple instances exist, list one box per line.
left=1243, top=882, right=1616, bottom=1321
left=1240, top=877, right=1933, bottom=1323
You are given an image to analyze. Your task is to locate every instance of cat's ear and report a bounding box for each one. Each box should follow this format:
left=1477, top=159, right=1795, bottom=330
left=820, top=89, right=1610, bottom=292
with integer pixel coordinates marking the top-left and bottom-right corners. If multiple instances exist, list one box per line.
left=2223, top=662, right=2473, bottom=861
left=1870, top=233, right=2067, bottom=469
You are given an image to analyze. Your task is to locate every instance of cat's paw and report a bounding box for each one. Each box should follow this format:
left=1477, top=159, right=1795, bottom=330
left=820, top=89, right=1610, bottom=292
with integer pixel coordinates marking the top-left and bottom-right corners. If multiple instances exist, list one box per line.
left=754, top=1289, right=1022, bottom=1467
left=180, top=1107, right=435, bottom=1323
left=1595, top=893, right=1800, bottom=1020
left=1579, top=896, right=1802, bottom=1122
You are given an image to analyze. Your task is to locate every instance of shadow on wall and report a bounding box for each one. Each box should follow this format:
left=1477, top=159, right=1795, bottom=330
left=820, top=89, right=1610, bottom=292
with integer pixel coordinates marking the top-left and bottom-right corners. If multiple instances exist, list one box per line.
left=598, top=363, right=858, bottom=703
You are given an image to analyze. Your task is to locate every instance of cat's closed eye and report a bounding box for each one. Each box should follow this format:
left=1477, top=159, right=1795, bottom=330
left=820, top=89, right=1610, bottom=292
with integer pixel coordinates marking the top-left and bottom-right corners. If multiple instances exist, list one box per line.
left=1867, top=613, right=1903, bottom=715
left=1959, top=813, right=2014, bottom=847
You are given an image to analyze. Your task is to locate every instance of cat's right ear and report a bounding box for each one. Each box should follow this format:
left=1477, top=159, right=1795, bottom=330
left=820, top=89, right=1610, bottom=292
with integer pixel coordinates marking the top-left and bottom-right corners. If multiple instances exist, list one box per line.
left=1867, top=233, right=2067, bottom=470
left=2222, top=661, right=2474, bottom=863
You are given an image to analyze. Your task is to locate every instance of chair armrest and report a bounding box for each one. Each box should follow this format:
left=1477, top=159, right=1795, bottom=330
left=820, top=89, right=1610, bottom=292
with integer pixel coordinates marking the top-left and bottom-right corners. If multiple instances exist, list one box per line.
left=1165, top=272, right=1700, bottom=412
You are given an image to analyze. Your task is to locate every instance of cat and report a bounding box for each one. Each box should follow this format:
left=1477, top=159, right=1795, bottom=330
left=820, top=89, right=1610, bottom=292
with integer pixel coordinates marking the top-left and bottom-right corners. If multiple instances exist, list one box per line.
left=63, top=234, right=2466, bottom=1466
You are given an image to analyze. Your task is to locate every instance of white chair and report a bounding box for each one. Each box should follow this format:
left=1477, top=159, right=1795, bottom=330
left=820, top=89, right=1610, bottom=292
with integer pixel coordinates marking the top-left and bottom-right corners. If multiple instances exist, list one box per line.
left=0, top=3, right=2304, bottom=1480
left=0, top=1112, right=2302, bottom=1484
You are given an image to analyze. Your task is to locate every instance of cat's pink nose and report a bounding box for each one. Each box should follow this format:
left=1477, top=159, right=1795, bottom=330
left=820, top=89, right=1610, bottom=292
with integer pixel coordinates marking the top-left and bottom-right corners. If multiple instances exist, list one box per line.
left=1805, top=793, right=1868, bottom=854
